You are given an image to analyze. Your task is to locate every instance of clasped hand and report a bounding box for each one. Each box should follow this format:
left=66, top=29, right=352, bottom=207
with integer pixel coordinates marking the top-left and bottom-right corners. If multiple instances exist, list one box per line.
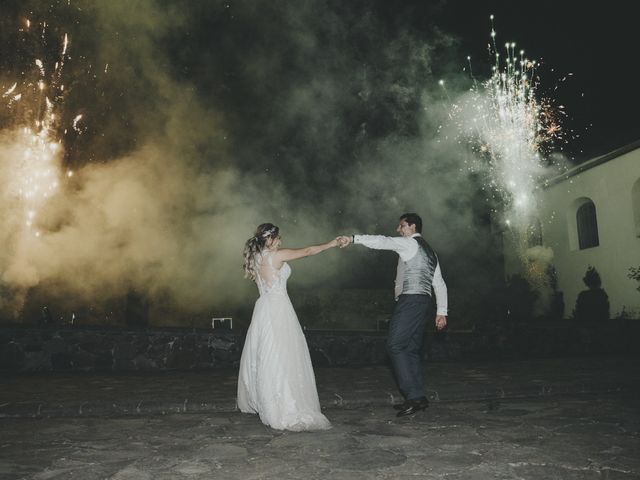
left=335, top=236, right=352, bottom=248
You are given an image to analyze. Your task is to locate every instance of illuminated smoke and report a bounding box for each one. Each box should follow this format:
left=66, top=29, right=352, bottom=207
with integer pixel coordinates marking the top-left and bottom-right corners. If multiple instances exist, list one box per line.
left=443, top=16, right=566, bottom=287
left=0, top=18, right=71, bottom=317
left=1, top=2, right=510, bottom=326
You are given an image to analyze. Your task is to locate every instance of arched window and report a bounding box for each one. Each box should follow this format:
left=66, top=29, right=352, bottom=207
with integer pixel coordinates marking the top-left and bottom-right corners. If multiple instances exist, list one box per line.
left=633, top=178, right=640, bottom=237
left=577, top=201, right=599, bottom=249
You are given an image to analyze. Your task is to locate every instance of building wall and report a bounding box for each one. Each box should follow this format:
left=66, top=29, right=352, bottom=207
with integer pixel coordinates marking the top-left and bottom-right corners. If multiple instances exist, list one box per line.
left=536, top=145, right=640, bottom=318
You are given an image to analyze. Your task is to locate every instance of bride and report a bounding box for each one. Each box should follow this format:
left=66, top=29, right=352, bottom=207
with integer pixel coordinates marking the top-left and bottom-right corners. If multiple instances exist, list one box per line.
left=237, top=223, right=339, bottom=431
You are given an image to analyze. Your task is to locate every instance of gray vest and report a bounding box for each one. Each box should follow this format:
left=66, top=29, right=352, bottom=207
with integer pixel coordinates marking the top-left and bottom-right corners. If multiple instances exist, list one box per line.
left=401, top=237, right=438, bottom=296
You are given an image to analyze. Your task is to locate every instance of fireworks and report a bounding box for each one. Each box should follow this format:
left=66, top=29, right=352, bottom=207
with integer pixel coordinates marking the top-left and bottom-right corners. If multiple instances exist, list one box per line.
left=440, top=16, right=568, bottom=293
left=1, top=19, right=74, bottom=237
left=447, top=15, right=564, bottom=232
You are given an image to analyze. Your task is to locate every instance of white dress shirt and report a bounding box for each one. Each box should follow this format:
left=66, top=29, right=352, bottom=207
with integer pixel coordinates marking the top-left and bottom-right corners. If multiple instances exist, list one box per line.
left=353, top=233, right=448, bottom=316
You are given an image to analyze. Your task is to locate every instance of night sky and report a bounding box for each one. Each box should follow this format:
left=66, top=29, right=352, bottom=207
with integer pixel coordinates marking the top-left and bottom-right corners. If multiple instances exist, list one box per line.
left=0, top=0, right=638, bottom=322
left=437, top=0, right=639, bottom=161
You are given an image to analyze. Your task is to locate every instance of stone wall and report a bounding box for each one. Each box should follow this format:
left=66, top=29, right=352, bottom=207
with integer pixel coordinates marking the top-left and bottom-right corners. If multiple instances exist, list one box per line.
left=1, top=319, right=639, bottom=372
left=0, top=326, right=393, bottom=372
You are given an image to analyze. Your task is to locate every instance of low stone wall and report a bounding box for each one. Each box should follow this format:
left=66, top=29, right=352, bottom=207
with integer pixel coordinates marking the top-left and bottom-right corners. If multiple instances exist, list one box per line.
left=1, top=319, right=638, bottom=372
left=0, top=326, right=393, bottom=372
left=0, top=327, right=239, bottom=372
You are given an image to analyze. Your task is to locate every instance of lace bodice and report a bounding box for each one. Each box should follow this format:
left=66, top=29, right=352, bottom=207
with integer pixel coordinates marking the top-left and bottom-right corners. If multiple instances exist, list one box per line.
left=255, top=251, right=290, bottom=296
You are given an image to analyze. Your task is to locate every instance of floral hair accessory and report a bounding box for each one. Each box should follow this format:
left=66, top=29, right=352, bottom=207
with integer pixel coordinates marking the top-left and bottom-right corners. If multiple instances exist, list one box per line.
left=261, top=227, right=277, bottom=238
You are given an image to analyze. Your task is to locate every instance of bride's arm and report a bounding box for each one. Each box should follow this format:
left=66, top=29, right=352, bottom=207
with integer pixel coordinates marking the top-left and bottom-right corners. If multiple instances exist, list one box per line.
left=274, top=238, right=339, bottom=264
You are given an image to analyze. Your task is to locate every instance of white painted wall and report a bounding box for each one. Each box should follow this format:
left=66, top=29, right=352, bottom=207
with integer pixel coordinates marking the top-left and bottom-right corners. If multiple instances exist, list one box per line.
left=506, top=142, right=640, bottom=318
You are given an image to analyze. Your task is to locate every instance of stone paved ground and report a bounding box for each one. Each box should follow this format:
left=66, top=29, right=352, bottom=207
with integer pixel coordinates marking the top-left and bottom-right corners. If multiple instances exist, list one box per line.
left=2, top=357, right=639, bottom=417
left=1, top=356, right=640, bottom=479
left=2, top=395, right=639, bottom=479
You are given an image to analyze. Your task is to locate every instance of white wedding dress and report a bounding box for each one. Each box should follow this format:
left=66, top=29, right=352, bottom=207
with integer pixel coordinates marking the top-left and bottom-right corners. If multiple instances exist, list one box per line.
left=237, top=250, right=331, bottom=431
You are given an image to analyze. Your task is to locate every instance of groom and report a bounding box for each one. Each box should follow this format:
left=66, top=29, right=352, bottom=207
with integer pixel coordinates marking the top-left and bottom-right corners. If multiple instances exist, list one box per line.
left=338, top=213, right=448, bottom=417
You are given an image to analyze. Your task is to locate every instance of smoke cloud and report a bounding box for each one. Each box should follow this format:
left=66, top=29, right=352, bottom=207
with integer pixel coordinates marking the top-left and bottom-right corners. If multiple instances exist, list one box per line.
left=0, top=1, right=532, bottom=325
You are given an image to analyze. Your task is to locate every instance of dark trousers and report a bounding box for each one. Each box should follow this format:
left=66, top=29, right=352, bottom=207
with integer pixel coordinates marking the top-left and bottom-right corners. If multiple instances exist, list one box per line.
left=387, top=294, right=430, bottom=400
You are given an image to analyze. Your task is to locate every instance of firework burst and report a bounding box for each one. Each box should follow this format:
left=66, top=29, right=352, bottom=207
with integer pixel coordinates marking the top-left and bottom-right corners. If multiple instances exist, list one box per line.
left=440, top=16, right=568, bottom=293
left=448, top=15, right=565, bottom=232
left=1, top=19, right=74, bottom=238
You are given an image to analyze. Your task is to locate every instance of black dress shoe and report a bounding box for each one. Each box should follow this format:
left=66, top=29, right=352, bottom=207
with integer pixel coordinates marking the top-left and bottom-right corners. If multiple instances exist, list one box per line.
left=395, top=397, right=429, bottom=417
left=393, top=397, right=429, bottom=411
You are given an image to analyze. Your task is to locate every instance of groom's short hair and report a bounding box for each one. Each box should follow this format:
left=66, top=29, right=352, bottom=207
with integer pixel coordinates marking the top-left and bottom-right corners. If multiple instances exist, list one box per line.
left=400, top=213, right=422, bottom=233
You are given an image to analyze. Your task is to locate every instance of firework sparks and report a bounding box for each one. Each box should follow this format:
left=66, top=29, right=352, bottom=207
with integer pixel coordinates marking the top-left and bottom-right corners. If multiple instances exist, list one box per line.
left=1, top=21, right=76, bottom=237
left=441, top=16, right=567, bottom=290
left=447, top=15, right=564, bottom=231
left=10, top=128, right=61, bottom=234
left=3, top=83, right=18, bottom=97
left=72, top=114, right=84, bottom=132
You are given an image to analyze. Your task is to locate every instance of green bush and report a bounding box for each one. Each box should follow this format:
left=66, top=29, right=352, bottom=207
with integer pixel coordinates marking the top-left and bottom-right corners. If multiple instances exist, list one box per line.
left=628, top=266, right=640, bottom=293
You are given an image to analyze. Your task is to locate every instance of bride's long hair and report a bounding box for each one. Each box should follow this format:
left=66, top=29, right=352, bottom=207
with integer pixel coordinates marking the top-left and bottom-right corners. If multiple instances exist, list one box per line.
left=243, top=223, right=280, bottom=281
